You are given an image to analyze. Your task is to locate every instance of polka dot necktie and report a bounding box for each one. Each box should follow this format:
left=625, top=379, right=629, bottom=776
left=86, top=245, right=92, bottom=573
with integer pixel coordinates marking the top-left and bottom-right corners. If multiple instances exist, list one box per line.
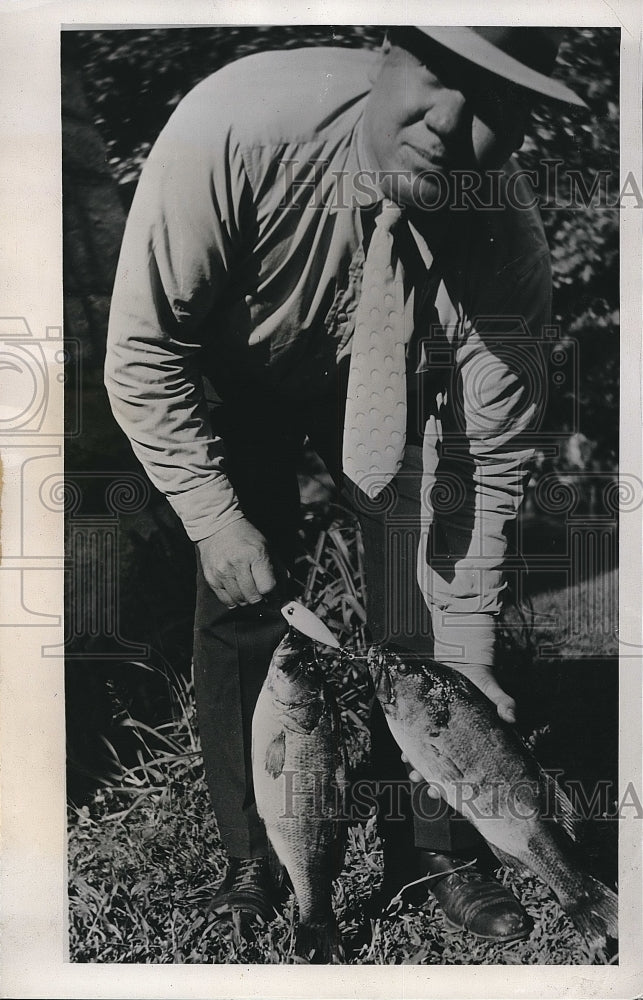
left=342, top=199, right=409, bottom=499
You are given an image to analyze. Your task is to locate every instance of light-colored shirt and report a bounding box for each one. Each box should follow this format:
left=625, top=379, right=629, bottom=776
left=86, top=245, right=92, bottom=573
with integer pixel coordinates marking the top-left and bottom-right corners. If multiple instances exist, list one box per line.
left=105, top=46, right=552, bottom=667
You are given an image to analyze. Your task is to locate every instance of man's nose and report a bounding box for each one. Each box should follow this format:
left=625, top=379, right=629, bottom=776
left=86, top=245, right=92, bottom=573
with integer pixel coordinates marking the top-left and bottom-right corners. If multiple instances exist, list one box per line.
left=425, top=88, right=469, bottom=140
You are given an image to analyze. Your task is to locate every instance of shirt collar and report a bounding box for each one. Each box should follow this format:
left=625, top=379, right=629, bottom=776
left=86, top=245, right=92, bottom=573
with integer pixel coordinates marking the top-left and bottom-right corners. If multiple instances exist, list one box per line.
left=329, top=113, right=385, bottom=219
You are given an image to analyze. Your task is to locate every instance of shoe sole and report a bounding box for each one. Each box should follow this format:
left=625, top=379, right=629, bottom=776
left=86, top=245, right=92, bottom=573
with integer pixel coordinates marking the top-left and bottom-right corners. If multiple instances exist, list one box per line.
left=443, top=917, right=532, bottom=943
left=210, top=902, right=277, bottom=923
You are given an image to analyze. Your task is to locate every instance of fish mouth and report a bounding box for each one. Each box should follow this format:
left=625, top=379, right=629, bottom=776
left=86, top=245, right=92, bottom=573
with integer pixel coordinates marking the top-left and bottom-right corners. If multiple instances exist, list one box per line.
left=366, top=647, right=393, bottom=705
left=269, top=629, right=325, bottom=710
left=272, top=629, right=317, bottom=676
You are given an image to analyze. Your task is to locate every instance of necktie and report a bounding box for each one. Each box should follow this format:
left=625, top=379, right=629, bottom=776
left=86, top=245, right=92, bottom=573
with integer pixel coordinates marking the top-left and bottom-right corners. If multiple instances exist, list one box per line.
left=342, top=199, right=409, bottom=499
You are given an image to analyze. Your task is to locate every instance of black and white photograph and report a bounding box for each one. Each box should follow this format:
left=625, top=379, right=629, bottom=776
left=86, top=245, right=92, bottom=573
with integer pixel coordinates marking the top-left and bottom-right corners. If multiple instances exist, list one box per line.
left=1, top=1, right=642, bottom=995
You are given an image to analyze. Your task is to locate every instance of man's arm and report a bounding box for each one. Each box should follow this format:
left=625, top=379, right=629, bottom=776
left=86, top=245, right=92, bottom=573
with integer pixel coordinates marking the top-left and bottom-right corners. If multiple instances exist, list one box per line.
left=417, top=252, right=551, bottom=715
left=105, top=85, right=276, bottom=606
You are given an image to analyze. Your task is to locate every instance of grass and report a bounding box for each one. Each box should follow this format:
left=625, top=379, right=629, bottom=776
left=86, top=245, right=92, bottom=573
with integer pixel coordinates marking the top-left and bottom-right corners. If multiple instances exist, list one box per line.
left=68, top=504, right=618, bottom=965
left=528, top=568, right=618, bottom=659
left=68, top=771, right=613, bottom=965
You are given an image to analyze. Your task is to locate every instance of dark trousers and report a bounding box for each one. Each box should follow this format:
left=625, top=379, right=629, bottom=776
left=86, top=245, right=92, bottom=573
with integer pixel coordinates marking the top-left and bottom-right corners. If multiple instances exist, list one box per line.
left=193, top=397, right=477, bottom=858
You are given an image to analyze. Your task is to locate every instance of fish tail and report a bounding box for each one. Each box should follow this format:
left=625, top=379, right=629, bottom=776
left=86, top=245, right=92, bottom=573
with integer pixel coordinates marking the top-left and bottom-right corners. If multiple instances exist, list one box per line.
left=567, top=876, right=618, bottom=946
left=295, top=920, right=344, bottom=964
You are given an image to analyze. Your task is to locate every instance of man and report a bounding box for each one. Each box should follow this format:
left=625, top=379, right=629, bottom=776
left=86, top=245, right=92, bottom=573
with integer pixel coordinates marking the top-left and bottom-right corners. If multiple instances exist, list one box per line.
left=106, top=26, right=586, bottom=945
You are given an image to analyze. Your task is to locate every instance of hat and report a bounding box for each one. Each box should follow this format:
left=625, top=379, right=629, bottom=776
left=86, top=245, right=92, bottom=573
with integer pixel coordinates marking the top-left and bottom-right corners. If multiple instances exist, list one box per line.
left=416, top=26, right=587, bottom=107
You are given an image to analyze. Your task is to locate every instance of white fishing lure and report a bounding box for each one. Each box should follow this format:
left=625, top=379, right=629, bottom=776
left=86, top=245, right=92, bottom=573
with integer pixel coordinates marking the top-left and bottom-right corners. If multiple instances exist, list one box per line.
left=280, top=601, right=341, bottom=649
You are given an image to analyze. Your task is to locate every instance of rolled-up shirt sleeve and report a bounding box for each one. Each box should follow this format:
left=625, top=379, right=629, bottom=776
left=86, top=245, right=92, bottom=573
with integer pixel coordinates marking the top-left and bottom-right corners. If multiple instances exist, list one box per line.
left=105, top=85, right=251, bottom=541
left=417, top=252, right=551, bottom=666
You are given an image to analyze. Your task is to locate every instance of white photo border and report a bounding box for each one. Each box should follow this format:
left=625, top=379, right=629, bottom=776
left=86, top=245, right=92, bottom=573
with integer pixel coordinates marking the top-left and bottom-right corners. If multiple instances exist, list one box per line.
left=1, top=1, right=641, bottom=997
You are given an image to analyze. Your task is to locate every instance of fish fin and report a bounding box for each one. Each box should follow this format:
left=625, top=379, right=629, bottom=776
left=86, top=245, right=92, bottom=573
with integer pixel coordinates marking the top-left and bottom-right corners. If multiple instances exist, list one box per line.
left=295, top=920, right=344, bottom=964
left=335, top=726, right=349, bottom=787
left=331, top=699, right=350, bottom=803
left=489, top=844, right=532, bottom=879
left=334, top=759, right=349, bottom=808
left=426, top=744, right=465, bottom=783
left=332, top=745, right=349, bottom=881
left=538, top=767, right=583, bottom=843
left=265, top=730, right=286, bottom=779
left=566, top=876, right=618, bottom=947
left=267, top=842, right=286, bottom=889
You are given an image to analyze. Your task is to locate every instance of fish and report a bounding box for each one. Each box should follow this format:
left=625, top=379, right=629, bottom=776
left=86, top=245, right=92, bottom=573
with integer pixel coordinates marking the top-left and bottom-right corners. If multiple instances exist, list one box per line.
left=251, top=630, right=347, bottom=962
left=366, top=644, right=618, bottom=948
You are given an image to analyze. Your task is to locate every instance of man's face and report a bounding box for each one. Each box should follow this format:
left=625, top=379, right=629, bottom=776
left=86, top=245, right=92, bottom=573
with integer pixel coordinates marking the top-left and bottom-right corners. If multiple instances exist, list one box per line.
left=361, top=29, right=533, bottom=208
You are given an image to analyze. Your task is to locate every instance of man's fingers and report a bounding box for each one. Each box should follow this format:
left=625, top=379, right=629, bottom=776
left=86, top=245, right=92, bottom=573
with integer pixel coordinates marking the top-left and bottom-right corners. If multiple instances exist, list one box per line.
left=497, top=697, right=517, bottom=724
left=208, top=557, right=276, bottom=609
left=197, top=519, right=277, bottom=607
left=251, top=555, right=277, bottom=597
left=479, top=675, right=517, bottom=723
left=407, top=767, right=441, bottom=798
left=448, top=663, right=518, bottom=725
left=217, top=577, right=246, bottom=608
left=234, top=564, right=264, bottom=605
left=485, top=684, right=517, bottom=723
left=401, top=753, right=442, bottom=798
left=212, top=585, right=238, bottom=609
left=208, top=562, right=276, bottom=609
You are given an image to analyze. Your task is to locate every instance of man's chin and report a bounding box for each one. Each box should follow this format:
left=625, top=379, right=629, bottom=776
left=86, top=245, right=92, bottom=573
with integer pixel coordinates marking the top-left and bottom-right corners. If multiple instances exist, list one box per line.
left=382, top=170, right=450, bottom=212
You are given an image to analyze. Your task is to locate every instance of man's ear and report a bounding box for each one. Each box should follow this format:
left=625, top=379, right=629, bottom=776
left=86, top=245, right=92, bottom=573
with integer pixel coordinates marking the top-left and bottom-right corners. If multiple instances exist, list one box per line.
left=509, top=108, right=533, bottom=156
left=368, top=32, right=391, bottom=84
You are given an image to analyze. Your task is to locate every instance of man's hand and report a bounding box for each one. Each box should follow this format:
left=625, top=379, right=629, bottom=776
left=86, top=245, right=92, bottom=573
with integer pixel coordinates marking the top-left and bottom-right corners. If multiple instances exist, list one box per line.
left=445, top=661, right=517, bottom=725
left=197, top=518, right=277, bottom=608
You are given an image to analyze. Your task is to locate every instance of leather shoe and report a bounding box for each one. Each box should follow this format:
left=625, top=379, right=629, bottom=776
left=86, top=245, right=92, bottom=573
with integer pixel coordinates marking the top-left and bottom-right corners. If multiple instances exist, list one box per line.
left=209, top=857, right=280, bottom=923
left=422, top=851, right=533, bottom=942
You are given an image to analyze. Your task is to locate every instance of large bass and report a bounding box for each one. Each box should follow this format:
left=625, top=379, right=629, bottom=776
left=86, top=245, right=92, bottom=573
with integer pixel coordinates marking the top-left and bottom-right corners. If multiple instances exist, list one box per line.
left=366, top=644, right=618, bottom=948
left=252, top=629, right=347, bottom=962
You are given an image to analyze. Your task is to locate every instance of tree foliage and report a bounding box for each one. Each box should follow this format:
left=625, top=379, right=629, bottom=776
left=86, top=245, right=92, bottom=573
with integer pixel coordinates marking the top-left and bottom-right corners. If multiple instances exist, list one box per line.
left=518, top=29, right=619, bottom=467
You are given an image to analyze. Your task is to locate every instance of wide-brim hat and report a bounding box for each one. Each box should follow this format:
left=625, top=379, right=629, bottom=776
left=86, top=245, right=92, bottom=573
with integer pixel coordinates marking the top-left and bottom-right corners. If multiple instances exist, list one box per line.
left=416, top=26, right=587, bottom=107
